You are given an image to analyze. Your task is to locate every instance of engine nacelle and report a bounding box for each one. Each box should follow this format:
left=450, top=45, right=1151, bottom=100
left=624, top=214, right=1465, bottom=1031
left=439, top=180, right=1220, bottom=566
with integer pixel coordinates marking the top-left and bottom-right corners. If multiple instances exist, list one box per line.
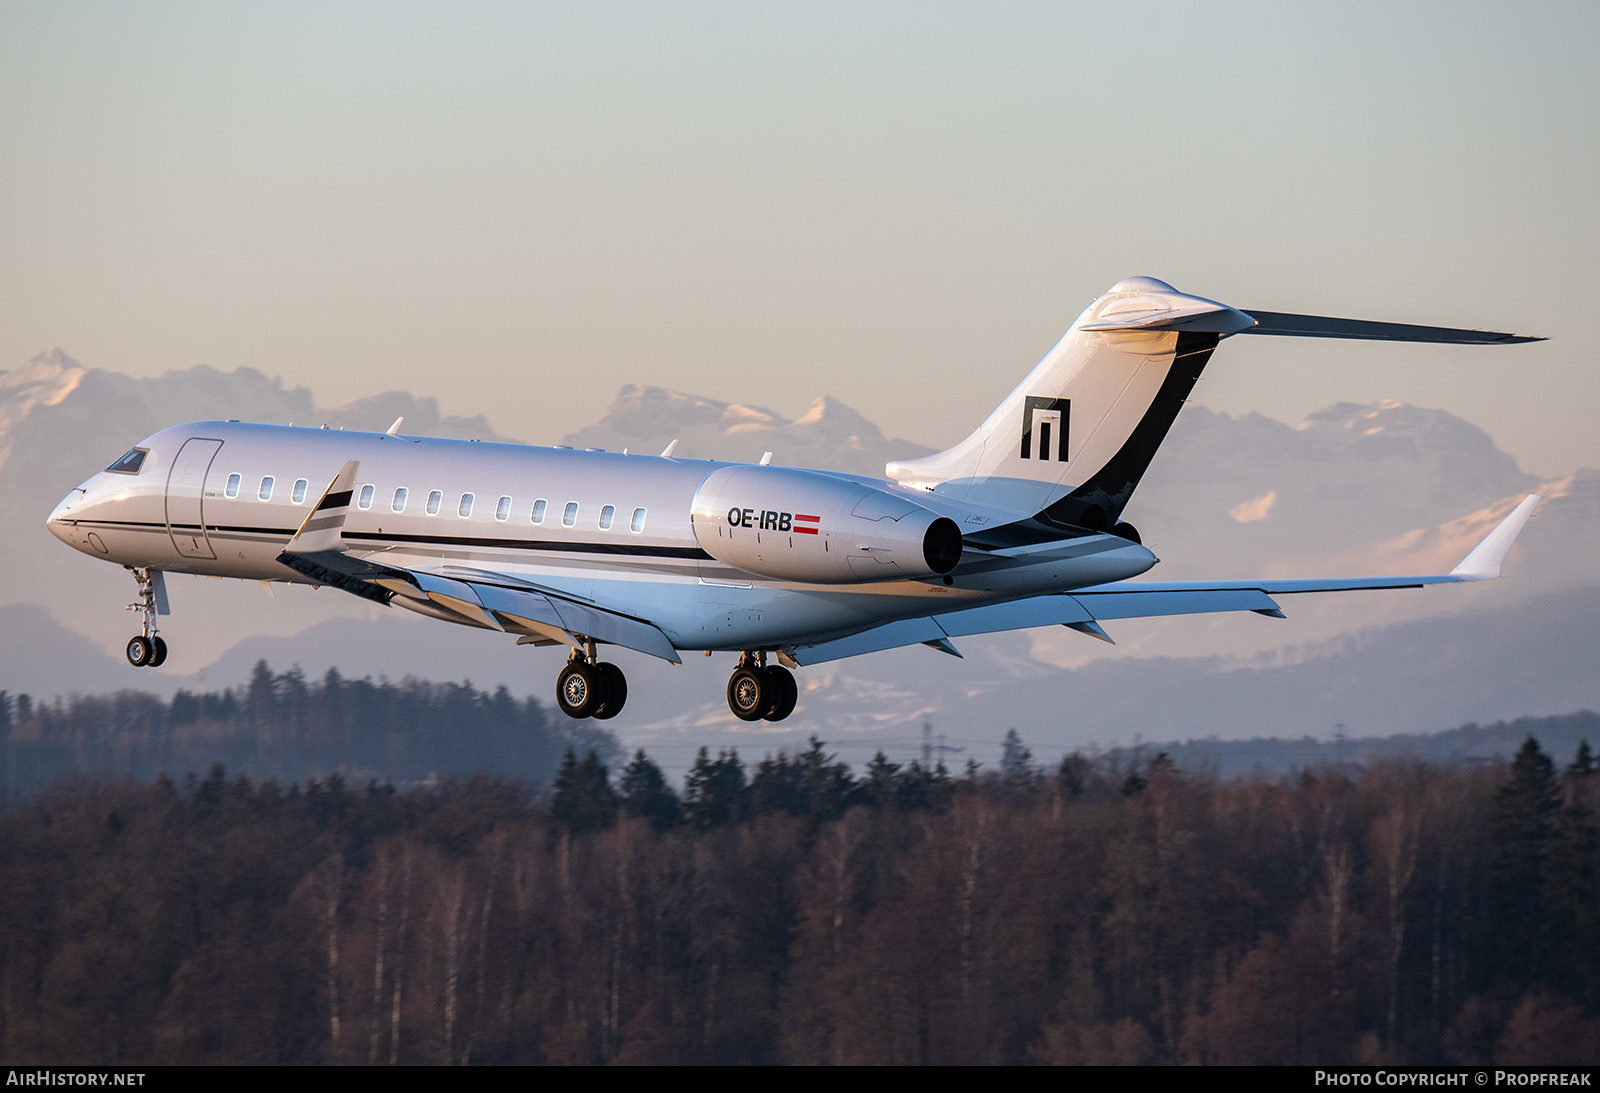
left=691, top=465, right=962, bottom=583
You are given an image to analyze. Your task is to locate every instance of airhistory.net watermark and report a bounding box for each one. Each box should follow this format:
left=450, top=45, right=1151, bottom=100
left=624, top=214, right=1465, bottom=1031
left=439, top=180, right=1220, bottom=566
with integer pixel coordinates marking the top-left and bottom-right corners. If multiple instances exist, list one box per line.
left=4, top=1074, right=145, bottom=1087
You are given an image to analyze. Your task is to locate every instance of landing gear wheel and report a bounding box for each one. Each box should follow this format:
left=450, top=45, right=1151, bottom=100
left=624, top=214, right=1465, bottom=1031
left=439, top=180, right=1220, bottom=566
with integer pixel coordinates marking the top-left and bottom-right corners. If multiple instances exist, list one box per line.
left=728, top=666, right=768, bottom=722
left=592, top=662, right=628, bottom=720
left=149, top=637, right=169, bottom=668
left=761, top=665, right=797, bottom=722
left=556, top=662, right=609, bottom=719
left=126, top=636, right=154, bottom=667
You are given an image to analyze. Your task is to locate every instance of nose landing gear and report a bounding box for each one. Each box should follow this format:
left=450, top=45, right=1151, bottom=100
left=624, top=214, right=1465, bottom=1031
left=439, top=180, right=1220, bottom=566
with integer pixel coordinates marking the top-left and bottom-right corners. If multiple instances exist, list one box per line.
left=727, top=651, right=798, bottom=722
left=125, top=567, right=168, bottom=668
left=554, top=639, right=627, bottom=720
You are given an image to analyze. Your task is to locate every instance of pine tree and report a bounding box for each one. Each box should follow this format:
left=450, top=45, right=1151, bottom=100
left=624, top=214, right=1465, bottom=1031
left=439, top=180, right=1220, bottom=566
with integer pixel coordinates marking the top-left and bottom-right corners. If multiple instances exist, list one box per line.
left=618, top=750, right=680, bottom=831
left=1489, top=736, right=1563, bottom=986
left=795, top=737, right=854, bottom=822
left=551, top=749, right=617, bottom=834
left=1567, top=740, right=1595, bottom=778
left=683, top=748, right=747, bottom=829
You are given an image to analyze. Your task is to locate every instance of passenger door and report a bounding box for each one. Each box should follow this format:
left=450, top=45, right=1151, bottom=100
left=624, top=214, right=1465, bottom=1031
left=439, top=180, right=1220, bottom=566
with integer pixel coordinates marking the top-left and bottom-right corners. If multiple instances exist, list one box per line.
left=166, top=437, right=223, bottom=559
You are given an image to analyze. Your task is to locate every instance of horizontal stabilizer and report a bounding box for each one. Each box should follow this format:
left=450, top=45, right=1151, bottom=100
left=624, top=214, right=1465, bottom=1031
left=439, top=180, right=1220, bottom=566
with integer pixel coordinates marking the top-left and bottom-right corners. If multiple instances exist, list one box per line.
left=1237, top=311, right=1544, bottom=345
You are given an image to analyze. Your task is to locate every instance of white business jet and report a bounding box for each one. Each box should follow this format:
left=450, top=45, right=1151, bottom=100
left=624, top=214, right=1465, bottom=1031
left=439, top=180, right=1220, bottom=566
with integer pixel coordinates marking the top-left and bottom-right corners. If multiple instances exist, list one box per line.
left=47, top=277, right=1542, bottom=723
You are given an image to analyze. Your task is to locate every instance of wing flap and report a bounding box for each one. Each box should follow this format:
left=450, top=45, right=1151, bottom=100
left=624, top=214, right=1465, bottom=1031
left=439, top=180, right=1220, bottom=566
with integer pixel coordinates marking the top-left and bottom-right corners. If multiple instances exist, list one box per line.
left=471, top=580, right=682, bottom=664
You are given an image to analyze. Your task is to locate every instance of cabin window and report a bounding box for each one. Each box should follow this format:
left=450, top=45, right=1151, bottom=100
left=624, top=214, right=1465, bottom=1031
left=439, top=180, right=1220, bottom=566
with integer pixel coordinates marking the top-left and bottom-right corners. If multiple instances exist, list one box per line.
left=358, top=484, right=374, bottom=510
left=292, top=478, right=308, bottom=504
left=599, top=504, right=615, bottom=530
left=562, top=502, right=578, bottom=527
left=531, top=499, right=547, bottom=524
left=631, top=507, right=647, bottom=533
left=392, top=487, right=408, bottom=513
left=427, top=490, right=442, bottom=515
left=259, top=476, right=275, bottom=502
left=496, top=495, right=512, bottom=522
left=225, top=473, right=241, bottom=498
left=458, top=493, right=474, bottom=518
left=107, top=448, right=147, bottom=475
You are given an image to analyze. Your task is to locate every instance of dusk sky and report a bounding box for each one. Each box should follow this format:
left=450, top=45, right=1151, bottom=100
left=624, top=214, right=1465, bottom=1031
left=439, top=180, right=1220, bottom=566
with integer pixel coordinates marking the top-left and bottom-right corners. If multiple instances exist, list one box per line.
left=3, top=2, right=1595, bottom=476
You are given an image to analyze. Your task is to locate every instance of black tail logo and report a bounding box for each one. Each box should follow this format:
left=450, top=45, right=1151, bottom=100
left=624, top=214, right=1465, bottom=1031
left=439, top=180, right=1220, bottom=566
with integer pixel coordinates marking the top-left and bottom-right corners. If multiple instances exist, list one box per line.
left=1020, top=396, right=1070, bottom=461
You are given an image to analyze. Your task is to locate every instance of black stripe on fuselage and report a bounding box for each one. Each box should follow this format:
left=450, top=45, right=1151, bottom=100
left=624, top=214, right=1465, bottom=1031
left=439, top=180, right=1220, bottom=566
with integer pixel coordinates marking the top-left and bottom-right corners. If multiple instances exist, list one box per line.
left=82, top=519, right=302, bottom=536
left=341, top=530, right=712, bottom=559
left=71, top=519, right=712, bottom=561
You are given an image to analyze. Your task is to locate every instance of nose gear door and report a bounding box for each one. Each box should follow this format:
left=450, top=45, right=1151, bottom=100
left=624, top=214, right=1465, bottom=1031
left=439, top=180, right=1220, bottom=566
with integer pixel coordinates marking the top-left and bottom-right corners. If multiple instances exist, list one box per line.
left=165, top=437, right=223, bottom=559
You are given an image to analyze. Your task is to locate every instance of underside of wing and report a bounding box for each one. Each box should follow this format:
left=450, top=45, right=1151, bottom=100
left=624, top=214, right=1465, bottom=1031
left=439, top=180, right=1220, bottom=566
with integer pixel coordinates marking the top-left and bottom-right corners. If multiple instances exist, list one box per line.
left=784, top=495, right=1540, bottom=666
left=783, top=588, right=1282, bottom=666
left=284, top=544, right=683, bottom=664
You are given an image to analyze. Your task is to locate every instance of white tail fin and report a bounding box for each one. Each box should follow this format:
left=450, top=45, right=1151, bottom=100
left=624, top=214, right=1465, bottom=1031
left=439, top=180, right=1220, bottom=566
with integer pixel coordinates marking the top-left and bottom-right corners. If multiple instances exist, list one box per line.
left=887, top=277, right=1253, bottom=530
left=888, top=277, right=1541, bottom=536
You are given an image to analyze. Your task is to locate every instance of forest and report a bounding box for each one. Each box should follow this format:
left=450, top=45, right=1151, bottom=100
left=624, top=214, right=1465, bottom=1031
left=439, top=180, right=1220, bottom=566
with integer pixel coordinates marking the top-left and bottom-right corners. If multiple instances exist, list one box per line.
left=0, top=661, right=617, bottom=797
left=3, top=705, right=1599, bottom=1064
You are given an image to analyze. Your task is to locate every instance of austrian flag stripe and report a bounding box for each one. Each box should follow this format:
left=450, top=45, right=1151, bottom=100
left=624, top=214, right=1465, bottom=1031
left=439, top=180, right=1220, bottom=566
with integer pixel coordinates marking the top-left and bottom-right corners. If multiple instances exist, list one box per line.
left=794, top=514, right=820, bottom=536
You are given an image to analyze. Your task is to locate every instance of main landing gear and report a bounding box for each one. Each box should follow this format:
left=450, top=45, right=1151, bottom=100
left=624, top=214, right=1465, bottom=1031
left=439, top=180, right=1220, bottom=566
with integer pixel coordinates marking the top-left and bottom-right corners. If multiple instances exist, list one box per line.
left=727, top=651, right=798, bottom=723
left=124, top=566, right=168, bottom=668
left=548, top=644, right=799, bottom=724
left=554, top=640, right=627, bottom=720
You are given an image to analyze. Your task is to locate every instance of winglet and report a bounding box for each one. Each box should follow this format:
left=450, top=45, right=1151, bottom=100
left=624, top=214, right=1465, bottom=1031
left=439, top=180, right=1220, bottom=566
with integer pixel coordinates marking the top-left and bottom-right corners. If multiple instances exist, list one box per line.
left=287, top=460, right=362, bottom=553
left=386, top=416, right=404, bottom=435
left=1065, top=619, right=1115, bottom=644
left=1448, top=495, right=1540, bottom=581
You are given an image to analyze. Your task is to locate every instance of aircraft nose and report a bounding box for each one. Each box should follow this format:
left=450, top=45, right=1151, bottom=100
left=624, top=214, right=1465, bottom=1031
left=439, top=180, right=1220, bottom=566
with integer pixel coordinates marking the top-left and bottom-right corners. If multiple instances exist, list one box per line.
left=47, top=490, right=84, bottom=545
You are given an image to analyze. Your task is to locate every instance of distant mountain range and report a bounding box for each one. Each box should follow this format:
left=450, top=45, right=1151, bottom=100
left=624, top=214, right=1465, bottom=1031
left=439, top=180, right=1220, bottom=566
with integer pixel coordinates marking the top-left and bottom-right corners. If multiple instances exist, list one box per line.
left=3, top=348, right=1594, bottom=764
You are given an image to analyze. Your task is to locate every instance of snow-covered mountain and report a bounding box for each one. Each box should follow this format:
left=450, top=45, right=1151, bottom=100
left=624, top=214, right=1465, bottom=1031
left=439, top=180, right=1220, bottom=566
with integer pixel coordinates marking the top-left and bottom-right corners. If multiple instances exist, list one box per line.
left=559, top=384, right=935, bottom=476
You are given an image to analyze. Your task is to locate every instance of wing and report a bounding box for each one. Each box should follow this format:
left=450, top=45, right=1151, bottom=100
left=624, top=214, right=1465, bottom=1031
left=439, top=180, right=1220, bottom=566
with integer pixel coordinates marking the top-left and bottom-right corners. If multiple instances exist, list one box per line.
left=782, top=495, right=1540, bottom=666
left=277, top=461, right=682, bottom=663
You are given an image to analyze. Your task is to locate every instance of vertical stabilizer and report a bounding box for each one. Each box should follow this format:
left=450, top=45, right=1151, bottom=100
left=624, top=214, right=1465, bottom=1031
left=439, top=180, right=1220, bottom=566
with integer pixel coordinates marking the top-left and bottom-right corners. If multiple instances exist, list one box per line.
left=886, top=277, right=1253, bottom=528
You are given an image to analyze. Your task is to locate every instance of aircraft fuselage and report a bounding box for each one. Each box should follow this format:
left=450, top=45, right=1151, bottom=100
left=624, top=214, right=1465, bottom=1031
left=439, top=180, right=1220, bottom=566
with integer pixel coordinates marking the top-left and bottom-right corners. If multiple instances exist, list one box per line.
left=47, top=420, right=1158, bottom=652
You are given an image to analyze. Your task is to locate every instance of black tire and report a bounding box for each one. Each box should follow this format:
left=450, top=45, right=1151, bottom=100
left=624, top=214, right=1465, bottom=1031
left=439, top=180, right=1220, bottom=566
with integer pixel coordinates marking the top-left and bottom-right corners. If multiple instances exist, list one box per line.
left=126, top=636, right=153, bottom=667
left=592, top=662, right=628, bottom=720
left=149, top=637, right=169, bottom=668
left=727, top=666, right=768, bottom=722
left=556, top=662, right=609, bottom=719
left=761, top=665, right=798, bottom=722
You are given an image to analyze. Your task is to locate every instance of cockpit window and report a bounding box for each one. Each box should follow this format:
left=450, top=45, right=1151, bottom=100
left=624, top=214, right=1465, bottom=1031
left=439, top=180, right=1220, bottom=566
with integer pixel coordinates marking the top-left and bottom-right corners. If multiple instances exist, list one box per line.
left=106, top=448, right=147, bottom=475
